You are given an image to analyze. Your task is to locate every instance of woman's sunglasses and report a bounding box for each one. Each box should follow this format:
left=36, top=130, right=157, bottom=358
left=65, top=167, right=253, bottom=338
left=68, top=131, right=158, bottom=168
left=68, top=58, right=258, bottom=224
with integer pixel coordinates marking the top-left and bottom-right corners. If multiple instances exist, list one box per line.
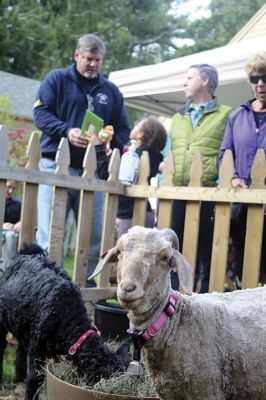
left=249, top=75, right=266, bottom=84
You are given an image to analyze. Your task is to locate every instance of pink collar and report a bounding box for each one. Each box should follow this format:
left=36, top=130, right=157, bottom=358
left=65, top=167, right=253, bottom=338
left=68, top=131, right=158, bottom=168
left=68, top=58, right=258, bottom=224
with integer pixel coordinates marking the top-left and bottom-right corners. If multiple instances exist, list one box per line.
left=127, top=289, right=178, bottom=343
left=69, top=326, right=100, bottom=356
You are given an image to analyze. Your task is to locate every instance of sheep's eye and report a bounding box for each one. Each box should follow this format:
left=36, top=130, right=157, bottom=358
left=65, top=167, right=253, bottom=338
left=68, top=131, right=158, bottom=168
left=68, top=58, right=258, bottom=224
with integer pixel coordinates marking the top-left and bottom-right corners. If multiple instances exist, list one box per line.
left=160, top=255, right=169, bottom=263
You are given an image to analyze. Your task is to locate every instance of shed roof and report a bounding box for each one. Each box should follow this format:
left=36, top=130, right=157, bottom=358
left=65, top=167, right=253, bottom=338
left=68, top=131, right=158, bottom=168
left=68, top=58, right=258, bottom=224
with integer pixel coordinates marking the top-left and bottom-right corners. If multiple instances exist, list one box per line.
left=229, top=3, right=266, bottom=43
left=0, top=71, right=40, bottom=121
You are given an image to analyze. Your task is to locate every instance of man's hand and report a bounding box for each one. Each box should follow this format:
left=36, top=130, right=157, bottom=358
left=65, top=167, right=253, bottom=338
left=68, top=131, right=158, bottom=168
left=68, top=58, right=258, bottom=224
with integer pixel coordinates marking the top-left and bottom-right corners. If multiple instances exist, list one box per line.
left=231, top=178, right=248, bottom=189
left=3, top=222, right=15, bottom=231
left=68, top=128, right=88, bottom=148
left=13, top=221, right=21, bottom=233
left=86, top=128, right=101, bottom=145
left=86, top=129, right=113, bottom=158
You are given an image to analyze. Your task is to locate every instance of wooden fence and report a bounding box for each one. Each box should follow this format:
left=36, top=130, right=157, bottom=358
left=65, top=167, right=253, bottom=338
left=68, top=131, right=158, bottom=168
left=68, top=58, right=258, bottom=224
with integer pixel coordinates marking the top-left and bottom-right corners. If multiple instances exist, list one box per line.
left=0, top=125, right=265, bottom=302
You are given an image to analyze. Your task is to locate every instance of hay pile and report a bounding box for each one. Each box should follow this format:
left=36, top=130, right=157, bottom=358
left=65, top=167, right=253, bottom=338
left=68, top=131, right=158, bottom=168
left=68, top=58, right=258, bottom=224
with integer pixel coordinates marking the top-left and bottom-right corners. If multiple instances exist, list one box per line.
left=51, top=360, right=158, bottom=398
left=93, top=371, right=158, bottom=397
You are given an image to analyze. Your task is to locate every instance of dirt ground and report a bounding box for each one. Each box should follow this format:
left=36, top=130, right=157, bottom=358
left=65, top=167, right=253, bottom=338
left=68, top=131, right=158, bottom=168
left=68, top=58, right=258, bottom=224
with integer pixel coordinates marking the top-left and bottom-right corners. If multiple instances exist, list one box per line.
left=0, top=382, right=26, bottom=400
left=0, top=382, right=46, bottom=399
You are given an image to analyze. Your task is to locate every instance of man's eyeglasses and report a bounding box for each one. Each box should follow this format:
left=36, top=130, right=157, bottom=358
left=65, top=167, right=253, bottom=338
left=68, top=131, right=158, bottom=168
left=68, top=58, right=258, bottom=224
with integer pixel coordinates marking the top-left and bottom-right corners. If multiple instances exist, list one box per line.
left=249, top=75, right=266, bottom=84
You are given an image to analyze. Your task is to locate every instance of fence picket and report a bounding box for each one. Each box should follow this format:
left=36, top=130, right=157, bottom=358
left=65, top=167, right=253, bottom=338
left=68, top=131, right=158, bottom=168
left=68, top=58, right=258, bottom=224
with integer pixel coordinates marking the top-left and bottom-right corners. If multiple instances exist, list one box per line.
left=0, top=126, right=8, bottom=254
left=18, top=132, right=40, bottom=249
left=209, top=150, right=234, bottom=292
left=73, top=144, right=97, bottom=286
left=49, top=138, right=69, bottom=263
left=157, top=151, right=174, bottom=229
left=132, top=151, right=150, bottom=227
left=242, top=149, right=266, bottom=288
left=98, top=149, right=121, bottom=288
left=0, top=128, right=265, bottom=297
left=182, top=152, right=202, bottom=276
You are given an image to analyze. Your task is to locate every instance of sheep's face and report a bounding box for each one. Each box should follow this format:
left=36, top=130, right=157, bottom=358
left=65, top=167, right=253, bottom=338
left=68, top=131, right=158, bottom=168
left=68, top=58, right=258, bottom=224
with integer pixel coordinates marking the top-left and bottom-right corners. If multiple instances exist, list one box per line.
left=116, top=230, right=174, bottom=311
left=117, top=237, right=173, bottom=309
left=88, top=227, right=193, bottom=310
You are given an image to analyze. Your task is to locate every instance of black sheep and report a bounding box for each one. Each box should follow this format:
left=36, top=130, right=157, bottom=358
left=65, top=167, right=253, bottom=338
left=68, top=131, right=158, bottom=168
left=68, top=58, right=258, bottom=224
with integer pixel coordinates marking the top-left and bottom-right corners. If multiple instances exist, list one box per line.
left=0, top=245, right=127, bottom=400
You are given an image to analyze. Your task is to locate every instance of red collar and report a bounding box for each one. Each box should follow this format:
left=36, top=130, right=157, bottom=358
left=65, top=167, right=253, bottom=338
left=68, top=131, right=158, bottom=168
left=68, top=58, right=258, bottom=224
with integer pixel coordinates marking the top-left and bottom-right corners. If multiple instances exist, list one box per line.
left=69, top=326, right=100, bottom=356
left=127, top=289, right=178, bottom=343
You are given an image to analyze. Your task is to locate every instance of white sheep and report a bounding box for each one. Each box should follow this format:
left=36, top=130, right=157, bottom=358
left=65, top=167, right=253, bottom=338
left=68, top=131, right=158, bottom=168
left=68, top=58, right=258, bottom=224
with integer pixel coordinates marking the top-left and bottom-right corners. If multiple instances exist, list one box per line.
left=90, top=226, right=266, bottom=400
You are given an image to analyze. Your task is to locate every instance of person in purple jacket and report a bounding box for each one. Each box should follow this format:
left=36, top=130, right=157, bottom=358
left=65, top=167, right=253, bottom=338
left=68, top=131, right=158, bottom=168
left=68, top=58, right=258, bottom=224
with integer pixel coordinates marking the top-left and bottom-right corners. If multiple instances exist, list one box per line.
left=33, top=34, right=130, bottom=279
left=219, top=52, right=266, bottom=288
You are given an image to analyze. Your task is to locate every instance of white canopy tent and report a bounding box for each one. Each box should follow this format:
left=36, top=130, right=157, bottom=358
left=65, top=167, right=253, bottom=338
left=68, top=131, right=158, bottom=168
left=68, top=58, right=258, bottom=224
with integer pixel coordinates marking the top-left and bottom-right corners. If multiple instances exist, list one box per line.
left=109, top=36, right=266, bottom=117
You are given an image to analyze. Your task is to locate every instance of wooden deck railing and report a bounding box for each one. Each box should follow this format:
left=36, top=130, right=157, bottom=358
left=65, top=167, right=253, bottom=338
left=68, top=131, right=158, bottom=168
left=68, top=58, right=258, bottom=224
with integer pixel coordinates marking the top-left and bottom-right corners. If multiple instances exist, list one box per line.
left=0, top=125, right=265, bottom=301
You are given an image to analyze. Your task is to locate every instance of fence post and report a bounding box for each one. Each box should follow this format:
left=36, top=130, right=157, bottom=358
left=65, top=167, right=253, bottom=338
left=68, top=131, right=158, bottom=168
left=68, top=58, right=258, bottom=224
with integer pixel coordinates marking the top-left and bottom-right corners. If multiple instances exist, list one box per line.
left=182, top=151, right=202, bottom=278
left=73, top=144, right=96, bottom=287
left=157, top=151, right=174, bottom=229
left=99, top=148, right=121, bottom=288
left=0, top=126, right=9, bottom=255
left=242, top=149, right=265, bottom=289
left=209, top=150, right=233, bottom=292
left=132, top=151, right=150, bottom=226
left=49, top=138, right=69, bottom=264
left=18, top=131, right=40, bottom=250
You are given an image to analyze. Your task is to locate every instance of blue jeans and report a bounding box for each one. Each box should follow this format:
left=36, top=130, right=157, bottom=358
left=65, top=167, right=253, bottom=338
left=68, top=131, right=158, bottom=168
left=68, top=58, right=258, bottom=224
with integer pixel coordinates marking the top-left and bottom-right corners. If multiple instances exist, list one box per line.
left=1, top=230, right=19, bottom=272
left=36, top=158, right=103, bottom=274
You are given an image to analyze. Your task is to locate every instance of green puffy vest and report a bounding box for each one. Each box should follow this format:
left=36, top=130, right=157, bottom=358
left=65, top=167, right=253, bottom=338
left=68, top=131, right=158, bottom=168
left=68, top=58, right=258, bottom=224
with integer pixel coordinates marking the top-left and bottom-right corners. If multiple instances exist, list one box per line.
left=170, top=104, right=232, bottom=187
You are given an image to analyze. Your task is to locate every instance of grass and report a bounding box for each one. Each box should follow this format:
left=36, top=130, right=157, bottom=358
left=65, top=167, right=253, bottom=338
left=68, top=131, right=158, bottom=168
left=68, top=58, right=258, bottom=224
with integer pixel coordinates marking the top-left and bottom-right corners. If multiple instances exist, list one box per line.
left=2, top=337, right=16, bottom=383
left=0, top=340, right=19, bottom=399
left=64, top=255, right=74, bottom=278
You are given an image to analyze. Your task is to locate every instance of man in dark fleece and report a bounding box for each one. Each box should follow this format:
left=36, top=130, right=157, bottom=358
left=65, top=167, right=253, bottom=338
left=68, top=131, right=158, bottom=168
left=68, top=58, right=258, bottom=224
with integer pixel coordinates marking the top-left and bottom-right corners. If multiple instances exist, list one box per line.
left=33, top=33, right=130, bottom=277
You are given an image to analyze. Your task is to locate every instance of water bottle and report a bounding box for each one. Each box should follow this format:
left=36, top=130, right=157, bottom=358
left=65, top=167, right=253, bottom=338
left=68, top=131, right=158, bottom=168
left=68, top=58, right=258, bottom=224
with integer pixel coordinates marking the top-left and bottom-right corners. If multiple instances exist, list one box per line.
left=118, top=141, right=140, bottom=185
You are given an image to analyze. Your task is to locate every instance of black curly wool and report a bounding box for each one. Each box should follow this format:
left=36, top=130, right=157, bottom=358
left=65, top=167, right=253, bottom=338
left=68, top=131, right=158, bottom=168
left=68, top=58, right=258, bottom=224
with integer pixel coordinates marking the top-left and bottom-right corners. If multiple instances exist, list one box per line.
left=0, top=249, right=124, bottom=400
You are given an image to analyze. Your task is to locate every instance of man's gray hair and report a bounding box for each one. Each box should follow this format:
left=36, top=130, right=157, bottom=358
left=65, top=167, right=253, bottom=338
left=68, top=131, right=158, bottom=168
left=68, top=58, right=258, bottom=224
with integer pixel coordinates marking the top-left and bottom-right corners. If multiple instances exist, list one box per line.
left=76, top=34, right=106, bottom=56
left=189, top=64, right=218, bottom=95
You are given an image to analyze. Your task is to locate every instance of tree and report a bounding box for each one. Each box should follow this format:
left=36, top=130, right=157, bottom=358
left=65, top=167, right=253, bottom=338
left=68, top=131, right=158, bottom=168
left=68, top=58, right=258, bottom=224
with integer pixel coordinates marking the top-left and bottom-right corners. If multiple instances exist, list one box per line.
left=0, top=0, right=185, bottom=79
left=178, top=0, right=266, bottom=56
left=0, top=1, right=59, bottom=78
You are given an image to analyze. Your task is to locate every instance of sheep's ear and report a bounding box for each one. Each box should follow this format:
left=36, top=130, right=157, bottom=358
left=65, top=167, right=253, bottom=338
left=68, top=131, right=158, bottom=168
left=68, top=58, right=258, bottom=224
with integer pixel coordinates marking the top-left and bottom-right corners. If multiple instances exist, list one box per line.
left=87, top=246, right=118, bottom=281
left=173, top=249, right=193, bottom=295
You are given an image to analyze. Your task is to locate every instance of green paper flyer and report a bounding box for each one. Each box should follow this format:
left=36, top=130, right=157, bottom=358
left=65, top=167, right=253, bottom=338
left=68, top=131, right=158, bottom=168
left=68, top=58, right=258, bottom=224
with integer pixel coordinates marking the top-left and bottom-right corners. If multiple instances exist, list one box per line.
left=81, top=110, right=103, bottom=136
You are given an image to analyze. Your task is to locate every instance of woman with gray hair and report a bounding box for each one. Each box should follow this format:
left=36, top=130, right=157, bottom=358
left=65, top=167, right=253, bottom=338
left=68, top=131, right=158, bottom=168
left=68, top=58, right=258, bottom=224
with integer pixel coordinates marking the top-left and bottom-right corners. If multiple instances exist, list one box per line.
left=219, top=52, right=266, bottom=288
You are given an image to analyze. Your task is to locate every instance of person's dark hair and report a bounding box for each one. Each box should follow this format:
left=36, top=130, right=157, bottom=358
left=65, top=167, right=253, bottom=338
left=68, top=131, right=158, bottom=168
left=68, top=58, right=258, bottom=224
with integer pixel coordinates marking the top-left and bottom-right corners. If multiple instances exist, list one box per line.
left=189, top=64, right=218, bottom=95
left=76, top=34, right=106, bottom=56
left=140, top=118, right=167, bottom=153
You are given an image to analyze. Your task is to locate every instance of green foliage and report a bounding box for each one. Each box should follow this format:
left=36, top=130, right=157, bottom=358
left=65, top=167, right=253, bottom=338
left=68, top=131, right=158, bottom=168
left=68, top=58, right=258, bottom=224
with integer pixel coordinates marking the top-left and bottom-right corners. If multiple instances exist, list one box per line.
left=1, top=0, right=264, bottom=80
left=0, top=0, right=264, bottom=125
left=0, top=96, right=31, bottom=166
left=64, top=256, right=73, bottom=278
left=2, top=336, right=16, bottom=383
left=179, top=0, right=266, bottom=56
left=0, top=96, right=14, bottom=128
left=8, top=126, right=31, bottom=166
left=0, top=0, right=183, bottom=79
left=0, top=1, right=58, bottom=79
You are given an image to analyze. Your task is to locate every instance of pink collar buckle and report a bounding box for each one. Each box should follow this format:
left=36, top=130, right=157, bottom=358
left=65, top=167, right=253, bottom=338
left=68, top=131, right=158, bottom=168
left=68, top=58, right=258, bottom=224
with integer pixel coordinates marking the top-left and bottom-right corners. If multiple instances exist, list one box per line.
left=141, top=290, right=178, bottom=341
left=128, top=290, right=178, bottom=344
left=127, top=290, right=179, bottom=362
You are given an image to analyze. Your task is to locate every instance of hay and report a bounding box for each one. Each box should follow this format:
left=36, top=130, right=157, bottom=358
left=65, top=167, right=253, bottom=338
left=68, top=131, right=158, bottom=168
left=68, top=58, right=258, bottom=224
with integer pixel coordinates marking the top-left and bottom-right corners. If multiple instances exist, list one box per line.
left=93, top=371, right=157, bottom=398
left=50, top=360, right=158, bottom=398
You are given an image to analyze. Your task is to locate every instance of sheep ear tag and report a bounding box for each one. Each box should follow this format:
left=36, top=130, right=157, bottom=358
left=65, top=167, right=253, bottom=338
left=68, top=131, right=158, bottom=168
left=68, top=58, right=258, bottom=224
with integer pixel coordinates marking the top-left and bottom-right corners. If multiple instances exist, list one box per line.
left=87, top=246, right=118, bottom=280
left=127, top=360, right=145, bottom=376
